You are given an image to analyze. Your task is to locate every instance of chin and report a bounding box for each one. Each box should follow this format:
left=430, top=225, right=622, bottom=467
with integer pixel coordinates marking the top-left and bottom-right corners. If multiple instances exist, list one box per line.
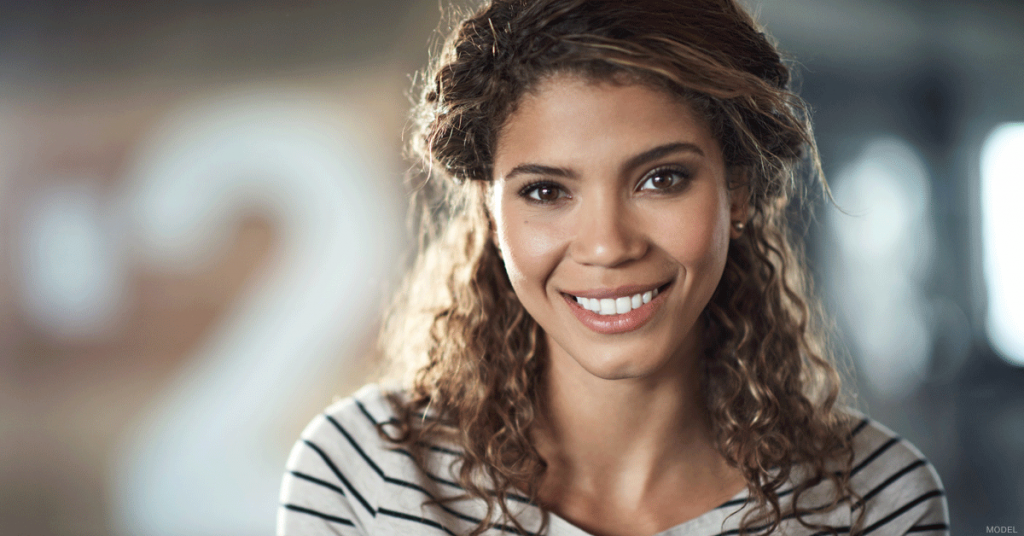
left=571, top=350, right=674, bottom=381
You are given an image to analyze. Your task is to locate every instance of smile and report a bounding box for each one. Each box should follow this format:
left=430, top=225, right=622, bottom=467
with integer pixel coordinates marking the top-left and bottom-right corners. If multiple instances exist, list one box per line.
left=570, top=288, right=660, bottom=315
left=561, top=282, right=671, bottom=335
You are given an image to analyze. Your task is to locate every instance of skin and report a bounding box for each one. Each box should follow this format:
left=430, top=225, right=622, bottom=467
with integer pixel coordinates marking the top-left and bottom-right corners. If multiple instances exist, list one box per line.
left=489, top=74, right=749, bottom=536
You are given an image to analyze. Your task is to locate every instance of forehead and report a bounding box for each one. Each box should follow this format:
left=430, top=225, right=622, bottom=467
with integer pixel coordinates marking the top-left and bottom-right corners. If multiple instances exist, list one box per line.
left=494, top=75, right=720, bottom=173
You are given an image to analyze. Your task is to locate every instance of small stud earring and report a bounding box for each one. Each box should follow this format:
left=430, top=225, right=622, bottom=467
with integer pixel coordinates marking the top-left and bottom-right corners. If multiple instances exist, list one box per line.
left=732, top=221, right=746, bottom=232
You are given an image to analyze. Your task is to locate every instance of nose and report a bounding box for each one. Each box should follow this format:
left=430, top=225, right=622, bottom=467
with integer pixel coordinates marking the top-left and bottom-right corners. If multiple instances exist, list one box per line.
left=569, top=193, right=648, bottom=267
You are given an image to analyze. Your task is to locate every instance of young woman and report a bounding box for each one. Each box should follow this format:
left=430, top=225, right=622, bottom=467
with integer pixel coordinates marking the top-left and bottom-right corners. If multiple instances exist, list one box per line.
left=278, top=1, right=949, bottom=535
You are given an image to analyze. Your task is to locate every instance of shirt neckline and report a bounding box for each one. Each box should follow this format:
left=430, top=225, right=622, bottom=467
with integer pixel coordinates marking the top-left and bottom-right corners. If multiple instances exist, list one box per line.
left=544, top=486, right=750, bottom=536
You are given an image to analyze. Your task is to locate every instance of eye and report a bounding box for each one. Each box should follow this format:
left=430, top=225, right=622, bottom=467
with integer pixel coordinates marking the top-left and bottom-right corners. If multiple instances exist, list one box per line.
left=519, top=181, right=568, bottom=203
left=637, top=167, right=691, bottom=192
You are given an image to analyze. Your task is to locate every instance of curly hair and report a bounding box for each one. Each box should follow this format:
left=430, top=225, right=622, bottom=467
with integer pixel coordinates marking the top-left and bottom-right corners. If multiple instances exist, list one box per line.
left=377, top=0, right=860, bottom=534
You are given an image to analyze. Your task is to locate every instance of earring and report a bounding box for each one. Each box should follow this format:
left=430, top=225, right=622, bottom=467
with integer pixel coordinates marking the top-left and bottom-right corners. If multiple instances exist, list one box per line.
left=732, top=221, right=746, bottom=232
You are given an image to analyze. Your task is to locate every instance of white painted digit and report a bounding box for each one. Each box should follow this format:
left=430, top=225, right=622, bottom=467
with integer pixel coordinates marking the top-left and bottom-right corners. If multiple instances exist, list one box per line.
left=110, top=88, right=403, bottom=536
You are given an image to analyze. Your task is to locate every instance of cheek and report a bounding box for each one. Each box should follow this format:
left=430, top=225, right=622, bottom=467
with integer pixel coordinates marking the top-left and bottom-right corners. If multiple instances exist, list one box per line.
left=661, top=200, right=731, bottom=271
left=495, top=213, right=567, bottom=293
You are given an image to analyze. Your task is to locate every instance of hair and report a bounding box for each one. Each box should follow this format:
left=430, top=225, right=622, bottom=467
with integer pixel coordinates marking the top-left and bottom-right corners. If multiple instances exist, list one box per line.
left=377, top=1, right=860, bottom=534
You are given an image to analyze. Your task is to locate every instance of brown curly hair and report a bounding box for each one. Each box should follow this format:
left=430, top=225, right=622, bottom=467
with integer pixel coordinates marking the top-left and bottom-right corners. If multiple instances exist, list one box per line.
left=377, top=0, right=860, bottom=534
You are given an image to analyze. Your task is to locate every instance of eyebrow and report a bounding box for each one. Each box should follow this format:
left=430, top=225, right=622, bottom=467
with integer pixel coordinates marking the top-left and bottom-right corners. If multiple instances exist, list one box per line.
left=501, top=142, right=705, bottom=182
left=503, top=163, right=576, bottom=182
left=624, top=142, right=705, bottom=171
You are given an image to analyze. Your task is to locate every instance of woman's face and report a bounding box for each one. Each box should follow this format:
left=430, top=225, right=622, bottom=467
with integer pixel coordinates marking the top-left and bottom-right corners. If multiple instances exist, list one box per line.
left=490, top=75, right=746, bottom=380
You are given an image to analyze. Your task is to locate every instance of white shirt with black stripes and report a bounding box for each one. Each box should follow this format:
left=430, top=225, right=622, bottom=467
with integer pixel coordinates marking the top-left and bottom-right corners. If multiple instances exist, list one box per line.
left=277, top=384, right=949, bottom=536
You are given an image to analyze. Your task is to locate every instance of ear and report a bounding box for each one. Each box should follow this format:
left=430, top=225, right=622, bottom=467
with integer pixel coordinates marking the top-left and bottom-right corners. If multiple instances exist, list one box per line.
left=728, top=168, right=751, bottom=239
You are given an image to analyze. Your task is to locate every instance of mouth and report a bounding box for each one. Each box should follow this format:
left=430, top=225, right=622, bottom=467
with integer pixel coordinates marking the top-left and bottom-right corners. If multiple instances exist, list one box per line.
left=565, top=283, right=668, bottom=315
left=560, top=281, right=672, bottom=334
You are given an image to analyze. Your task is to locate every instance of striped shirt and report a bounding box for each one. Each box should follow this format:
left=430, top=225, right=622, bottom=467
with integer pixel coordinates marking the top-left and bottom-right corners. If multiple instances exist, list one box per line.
left=277, top=384, right=949, bottom=535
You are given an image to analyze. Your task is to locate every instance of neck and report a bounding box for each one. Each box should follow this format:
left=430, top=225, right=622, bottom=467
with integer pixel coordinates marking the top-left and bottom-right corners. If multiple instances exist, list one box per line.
left=534, top=330, right=725, bottom=500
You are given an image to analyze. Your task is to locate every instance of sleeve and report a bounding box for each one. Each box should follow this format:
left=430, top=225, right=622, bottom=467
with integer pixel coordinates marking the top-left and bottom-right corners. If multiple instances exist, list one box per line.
left=852, top=420, right=950, bottom=535
left=276, top=400, right=378, bottom=536
left=862, top=462, right=949, bottom=535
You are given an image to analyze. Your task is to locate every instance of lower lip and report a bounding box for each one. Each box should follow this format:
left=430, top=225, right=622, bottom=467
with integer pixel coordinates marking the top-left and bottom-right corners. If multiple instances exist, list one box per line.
left=562, top=285, right=669, bottom=335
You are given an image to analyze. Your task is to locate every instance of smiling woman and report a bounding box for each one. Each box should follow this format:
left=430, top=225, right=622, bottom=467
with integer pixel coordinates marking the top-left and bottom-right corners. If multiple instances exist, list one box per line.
left=277, top=1, right=949, bottom=535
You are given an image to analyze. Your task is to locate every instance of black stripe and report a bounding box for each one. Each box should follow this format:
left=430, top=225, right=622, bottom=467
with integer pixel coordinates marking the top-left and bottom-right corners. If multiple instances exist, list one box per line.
left=290, top=470, right=346, bottom=496
left=426, top=443, right=464, bottom=457
left=851, top=437, right=900, bottom=476
left=851, top=418, right=870, bottom=437
left=862, top=489, right=946, bottom=535
left=906, top=523, right=949, bottom=533
left=302, top=439, right=375, bottom=517
left=327, top=414, right=388, bottom=477
left=355, top=399, right=381, bottom=425
left=283, top=503, right=356, bottom=527
left=854, top=459, right=928, bottom=509
left=379, top=507, right=458, bottom=536
left=821, top=435, right=902, bottom=484
left=715, top=497, right=749, bottom=509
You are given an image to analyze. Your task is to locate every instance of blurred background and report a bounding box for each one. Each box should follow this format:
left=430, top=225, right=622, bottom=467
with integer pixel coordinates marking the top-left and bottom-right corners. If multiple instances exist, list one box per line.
left=0, top=0, right=1020, bottom=534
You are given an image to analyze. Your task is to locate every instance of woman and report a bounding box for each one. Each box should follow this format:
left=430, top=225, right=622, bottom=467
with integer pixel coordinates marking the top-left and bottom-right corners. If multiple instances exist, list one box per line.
left=278, top=1, right=949, bottom=535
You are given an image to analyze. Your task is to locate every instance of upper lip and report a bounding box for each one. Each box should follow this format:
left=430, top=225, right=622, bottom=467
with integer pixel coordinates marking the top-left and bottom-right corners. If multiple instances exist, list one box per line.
left=562, top=281, right=671, bottom=299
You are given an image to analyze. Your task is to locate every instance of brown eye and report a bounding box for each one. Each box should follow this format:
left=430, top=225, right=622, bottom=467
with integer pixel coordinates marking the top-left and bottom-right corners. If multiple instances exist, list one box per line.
left=521, top=182, right=567, bottom=203
left=638, top=168, right=691, bottom=192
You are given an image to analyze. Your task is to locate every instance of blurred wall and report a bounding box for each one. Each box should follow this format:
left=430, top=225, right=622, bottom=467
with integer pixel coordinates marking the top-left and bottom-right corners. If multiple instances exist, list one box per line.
left=0, top=1, right=1021, bottom=535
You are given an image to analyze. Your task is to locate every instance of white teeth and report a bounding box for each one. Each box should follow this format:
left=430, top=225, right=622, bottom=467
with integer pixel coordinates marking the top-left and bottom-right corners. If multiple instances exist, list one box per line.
left=599, top=299, right=616, bottom=315
left=615, top=297, right=631, bottom=314
left=573, top=288, right=662, bottom=316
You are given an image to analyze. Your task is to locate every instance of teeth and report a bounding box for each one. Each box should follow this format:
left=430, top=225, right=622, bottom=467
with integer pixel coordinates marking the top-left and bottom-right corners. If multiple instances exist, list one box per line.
left=599, top=299, right=616, bottom=315
left=573, top=288, right=661, bottom=315
left=615, top=297, right=630, bottom=314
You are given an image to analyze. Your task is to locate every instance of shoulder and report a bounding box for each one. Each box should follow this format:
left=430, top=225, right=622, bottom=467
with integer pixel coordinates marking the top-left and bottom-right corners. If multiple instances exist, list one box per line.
left=279, top=384, right=538, bottom=535
left=291, top=384, right=401, bottom=479
left=277, top=384, right=410, bottom=535
left=844, top=411, right=950, bottom=534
